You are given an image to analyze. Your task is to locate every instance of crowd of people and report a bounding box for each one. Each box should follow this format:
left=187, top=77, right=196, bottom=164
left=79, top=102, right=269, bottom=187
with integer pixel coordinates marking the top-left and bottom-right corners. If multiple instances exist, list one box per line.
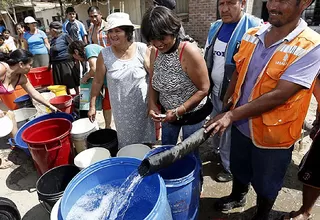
left=0, top=0, right=320, bottom=219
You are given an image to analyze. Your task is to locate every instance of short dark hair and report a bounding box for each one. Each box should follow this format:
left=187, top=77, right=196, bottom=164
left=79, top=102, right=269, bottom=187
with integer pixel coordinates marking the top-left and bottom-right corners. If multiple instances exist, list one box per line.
left=116, top=26, right=134, bottom=42
left=3, top=29, right=10, bottom=34
left=0, top=35, right=4, bottom=41
left=0, top=49, right=33, bottom=66
left=68, top=40, right=86, bottom=59
left=141, top=6, right=181, bottom=42
left=87, top=6, right=100, bottom=15
left=66, top=6, right=76, bottom=14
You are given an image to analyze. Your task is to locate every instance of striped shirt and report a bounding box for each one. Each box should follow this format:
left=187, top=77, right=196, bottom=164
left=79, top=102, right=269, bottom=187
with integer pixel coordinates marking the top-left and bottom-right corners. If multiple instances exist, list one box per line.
left=88, top=20, right=109, bottom=47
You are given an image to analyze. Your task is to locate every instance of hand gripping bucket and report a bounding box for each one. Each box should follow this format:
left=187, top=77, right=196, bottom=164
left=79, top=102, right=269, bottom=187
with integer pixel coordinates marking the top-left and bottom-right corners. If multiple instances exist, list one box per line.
left=22, top=118, right=74, bottom=175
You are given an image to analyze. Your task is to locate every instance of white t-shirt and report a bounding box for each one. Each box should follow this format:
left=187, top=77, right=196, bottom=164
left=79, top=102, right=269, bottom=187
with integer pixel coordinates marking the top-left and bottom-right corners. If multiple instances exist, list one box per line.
left=211, top=38, right=227, bottom=96
left=5, top=36, right=17, bottom=51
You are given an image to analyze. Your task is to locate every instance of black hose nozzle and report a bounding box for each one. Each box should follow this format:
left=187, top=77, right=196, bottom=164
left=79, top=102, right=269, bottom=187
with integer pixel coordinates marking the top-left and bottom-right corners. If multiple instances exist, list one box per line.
left=138, top=128, right=211, bottom=177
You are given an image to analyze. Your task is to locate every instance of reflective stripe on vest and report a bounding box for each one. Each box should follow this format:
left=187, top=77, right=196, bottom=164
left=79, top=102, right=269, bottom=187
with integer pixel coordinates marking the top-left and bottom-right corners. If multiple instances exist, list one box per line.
left=232, top=27, right=320, bottom=149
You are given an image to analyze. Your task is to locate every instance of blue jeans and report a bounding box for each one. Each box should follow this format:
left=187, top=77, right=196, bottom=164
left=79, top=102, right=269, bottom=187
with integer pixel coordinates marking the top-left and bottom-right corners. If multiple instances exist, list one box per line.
left=230, top=126, right=293, bottom=200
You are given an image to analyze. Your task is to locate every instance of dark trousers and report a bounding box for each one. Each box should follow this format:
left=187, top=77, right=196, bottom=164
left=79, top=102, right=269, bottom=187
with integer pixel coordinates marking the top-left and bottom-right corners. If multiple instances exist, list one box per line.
left=230, top=126, right=293, bottom=200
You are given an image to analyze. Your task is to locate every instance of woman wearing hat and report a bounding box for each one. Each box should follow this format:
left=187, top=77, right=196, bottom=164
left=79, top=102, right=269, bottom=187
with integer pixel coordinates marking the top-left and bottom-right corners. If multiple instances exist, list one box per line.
left=23, top=16, right=50, bottom=68
left=49, top=21, right=79, bottom=95
left=88, top=13, right=155, bottom=148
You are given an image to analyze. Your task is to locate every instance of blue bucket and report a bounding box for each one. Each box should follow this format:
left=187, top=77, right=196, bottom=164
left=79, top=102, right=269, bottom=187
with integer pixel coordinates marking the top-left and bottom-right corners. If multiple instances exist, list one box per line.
left=59, top=157, right=172, bottom=220
left=146, top=146, right=201, bottom=220
left=8, top=112, right=74, bottom=156
left=13, top=94, right=33, bottom=108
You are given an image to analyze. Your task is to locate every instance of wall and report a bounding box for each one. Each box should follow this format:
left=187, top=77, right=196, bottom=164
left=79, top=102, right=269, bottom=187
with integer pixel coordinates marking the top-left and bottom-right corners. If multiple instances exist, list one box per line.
left=183, top=0, right=217, bottom=47
left=74, top=0, right=141, bottom=30
left=143, top=0, right=217, bottom=47
left=35, top=7, right=61, bottom=29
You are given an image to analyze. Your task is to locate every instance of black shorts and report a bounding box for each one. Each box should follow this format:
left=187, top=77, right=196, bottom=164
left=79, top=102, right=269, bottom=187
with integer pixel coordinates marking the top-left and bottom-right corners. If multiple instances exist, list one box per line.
left=298, top=130, right=320, bottom=188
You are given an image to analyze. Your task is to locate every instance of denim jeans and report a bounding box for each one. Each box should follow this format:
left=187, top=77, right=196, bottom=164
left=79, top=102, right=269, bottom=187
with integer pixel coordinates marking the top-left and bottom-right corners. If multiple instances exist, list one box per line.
left=230, top=126, right=293, bottom=200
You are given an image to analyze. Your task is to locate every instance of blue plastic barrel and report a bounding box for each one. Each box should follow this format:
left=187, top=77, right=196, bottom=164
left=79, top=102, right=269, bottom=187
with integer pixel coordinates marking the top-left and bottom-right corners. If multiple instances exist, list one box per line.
left=59, top=157, right=172, bottom=220
left=9, top=112, right=74, bottom=156
left=146, top=146, right=201, bottom=220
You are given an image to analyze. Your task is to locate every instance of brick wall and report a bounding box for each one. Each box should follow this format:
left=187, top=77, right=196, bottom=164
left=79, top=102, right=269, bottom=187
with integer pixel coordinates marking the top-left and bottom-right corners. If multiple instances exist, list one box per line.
left=183, top=0, right=217, bottom=47
left=144, top=0, right=217, bottom=47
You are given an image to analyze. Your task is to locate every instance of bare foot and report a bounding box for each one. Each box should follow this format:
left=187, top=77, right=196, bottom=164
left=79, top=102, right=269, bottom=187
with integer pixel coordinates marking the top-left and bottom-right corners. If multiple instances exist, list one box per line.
left=0, top=158, right=13, bottom=169
left=282, top=211, right=311, bottom=220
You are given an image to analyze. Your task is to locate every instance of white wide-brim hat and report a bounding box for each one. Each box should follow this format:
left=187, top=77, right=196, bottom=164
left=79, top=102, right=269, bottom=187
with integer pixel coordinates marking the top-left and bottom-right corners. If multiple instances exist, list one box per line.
left=24, top=16, right=37, bottom=24
left=106, top=13, right=134, bottom=31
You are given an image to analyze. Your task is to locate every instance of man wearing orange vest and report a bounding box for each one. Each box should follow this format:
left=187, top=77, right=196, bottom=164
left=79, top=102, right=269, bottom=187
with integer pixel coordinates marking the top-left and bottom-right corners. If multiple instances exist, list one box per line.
left=204, top=0, right=320, bottom=219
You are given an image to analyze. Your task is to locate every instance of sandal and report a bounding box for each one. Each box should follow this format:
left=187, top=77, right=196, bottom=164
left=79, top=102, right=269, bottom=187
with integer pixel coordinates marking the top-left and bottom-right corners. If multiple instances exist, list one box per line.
left=0, top=158, right=13, bottom=169
left=281, top=211, right=312, bottom=220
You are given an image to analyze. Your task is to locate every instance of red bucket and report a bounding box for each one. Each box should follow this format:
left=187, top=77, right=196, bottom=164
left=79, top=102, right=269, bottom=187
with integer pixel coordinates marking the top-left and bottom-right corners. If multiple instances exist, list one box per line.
left=21, top=118, right=74, bottom=175
left=49, top=95, right=73, bottom=113
left=27, top=67, right=54, bottom=87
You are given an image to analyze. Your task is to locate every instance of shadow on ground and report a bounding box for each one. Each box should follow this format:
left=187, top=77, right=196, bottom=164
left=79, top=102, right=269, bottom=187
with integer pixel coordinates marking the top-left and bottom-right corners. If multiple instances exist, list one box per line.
left=199, top=198, right=286, bottom=220
left=6, top=149, right=37, bottom=192
left=22, top=203, right=49, bottom=220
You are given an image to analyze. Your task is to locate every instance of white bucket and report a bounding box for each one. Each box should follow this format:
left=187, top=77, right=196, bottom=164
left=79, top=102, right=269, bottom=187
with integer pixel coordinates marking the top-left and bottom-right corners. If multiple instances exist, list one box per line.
left=50, top=197, right=61, bottom=220
left=32, top=92, right=55, bottom=115
left=74, top=147, right=111, bottom=170
left=13, top=108, right=38, bottom=129
left=116, top=144, right=151, bottom=160
left=71, top=118, right=99, bottom=154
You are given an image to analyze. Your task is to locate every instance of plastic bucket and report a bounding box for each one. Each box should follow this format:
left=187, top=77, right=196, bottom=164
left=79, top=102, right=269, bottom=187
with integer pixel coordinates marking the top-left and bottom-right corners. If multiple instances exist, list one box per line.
left=80, top=78, right=103, bottom=111
left=146, top=146, right=200, bottom=220
left=13, top=94, right=34, bottom=109
left=74, top=147, right=111, bottom=170
left=0, top=197, right=21, bottom=220
left=21, top=118, right=74, bottom=175
left=59, top=157, right=172, bottom=220
left=27, top=67, right=54, bottom=87
left=49, top=95, right=73, bottom=114
left=13, top=108, right=38, bottom=129
left=9, top=112, right=74, bottom=156
left=71, top=118, right=98, bottom=154
left=117, top=144, right=151, bottom=159
left=48, top=85, right=67, bottom=96
left=36, top=165, right=80, bottom=213
left=86, top=129, right=118, bottom=157
left=32, top=92, right=56, bottom=115
left=0, top=85, right=27, bottom=110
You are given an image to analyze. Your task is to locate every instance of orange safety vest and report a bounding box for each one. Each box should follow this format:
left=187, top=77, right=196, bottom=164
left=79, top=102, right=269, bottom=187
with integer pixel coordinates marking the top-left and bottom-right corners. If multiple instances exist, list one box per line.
left=232, top=27, right=320, bottom=149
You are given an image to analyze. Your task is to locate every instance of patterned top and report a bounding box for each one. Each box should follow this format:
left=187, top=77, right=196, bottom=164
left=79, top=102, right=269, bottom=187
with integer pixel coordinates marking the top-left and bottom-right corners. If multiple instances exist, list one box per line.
left=88, top=20, right=109, bottom=47
left=101, top=42, right=155, bottom=148
left=152, top=45, right=206, bottom=112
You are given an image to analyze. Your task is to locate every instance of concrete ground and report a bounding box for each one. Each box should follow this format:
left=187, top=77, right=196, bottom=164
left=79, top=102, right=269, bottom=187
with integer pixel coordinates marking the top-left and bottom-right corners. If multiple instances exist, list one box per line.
left=0, top=97, right=320, bottom=220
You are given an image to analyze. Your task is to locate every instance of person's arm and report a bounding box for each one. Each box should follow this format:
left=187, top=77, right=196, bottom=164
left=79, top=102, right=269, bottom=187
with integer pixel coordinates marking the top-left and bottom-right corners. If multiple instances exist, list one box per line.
left=44, top=37, right=50, bottom=51
left=22, top=38, right=28, bottom=50
left=19, top=75, right=58, bottom=112
left=148, top=46, right=161, bottom=121
left=81, top=57, right=97, bottom=83
left=83, top=35, right=88, bottom=44
left=88, top=52, right=105, bottom=122
left=165, top=42, right=209, bottom=122
left=80, top=23, right=88, bottom=44
left=222, top=69, right=238, bottom=107
left=204, top=80, right=304, bottom=134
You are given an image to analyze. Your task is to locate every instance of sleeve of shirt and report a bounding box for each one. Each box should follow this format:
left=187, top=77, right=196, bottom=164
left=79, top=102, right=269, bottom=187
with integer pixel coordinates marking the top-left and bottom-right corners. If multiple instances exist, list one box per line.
left=62, top=22, right=67, bottom=33
left=85, top=46, right=97, bottom=59
left=280, top=45, right=320, bottom=89
left=39, top=30, right=48, bottom=39
left=79, top=23, right=87, bottom=36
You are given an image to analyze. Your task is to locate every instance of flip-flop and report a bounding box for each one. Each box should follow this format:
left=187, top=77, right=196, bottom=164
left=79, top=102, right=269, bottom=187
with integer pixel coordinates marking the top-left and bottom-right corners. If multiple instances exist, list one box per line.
left=281, top=211, right=295, bottom=220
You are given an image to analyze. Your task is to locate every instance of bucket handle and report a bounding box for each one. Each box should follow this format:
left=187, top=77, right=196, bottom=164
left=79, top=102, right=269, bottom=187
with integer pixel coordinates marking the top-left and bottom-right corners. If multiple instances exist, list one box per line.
left=28, top=140, right=63, bottom=152
left=8, top=138, right=16, bottom=147
left=38, top=199, right=51, bottom=214
left=45, top=140, right=63, bottom=152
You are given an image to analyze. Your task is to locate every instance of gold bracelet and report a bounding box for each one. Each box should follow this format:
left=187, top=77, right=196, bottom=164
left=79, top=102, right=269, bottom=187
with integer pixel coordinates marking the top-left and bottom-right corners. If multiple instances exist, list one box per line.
left=181, top=104, right=187, bottom=114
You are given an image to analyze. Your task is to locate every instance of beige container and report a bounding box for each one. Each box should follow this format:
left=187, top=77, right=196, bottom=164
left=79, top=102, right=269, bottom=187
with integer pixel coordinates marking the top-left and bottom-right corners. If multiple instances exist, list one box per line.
left=71, top=118, right=99, bottom=154
left=116, top=144, right=151, bottom=160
